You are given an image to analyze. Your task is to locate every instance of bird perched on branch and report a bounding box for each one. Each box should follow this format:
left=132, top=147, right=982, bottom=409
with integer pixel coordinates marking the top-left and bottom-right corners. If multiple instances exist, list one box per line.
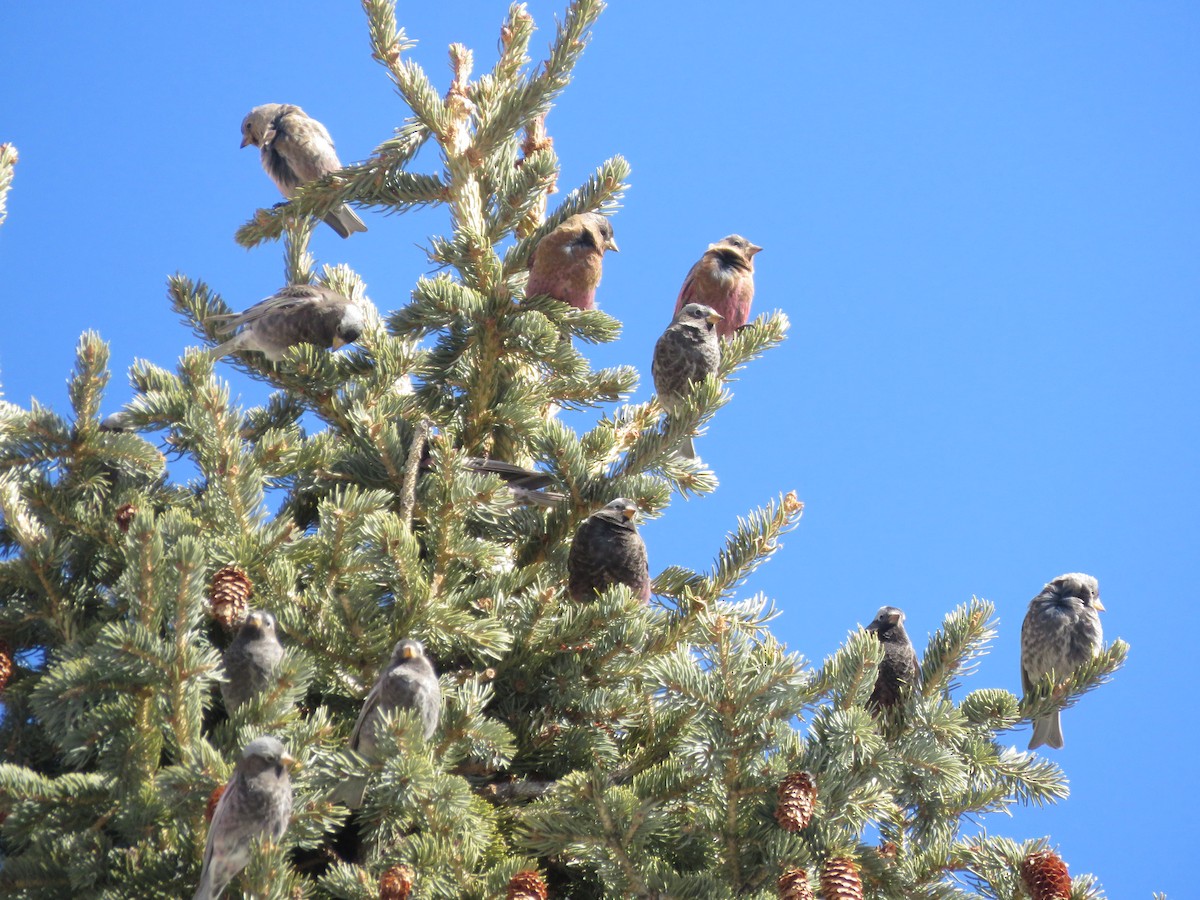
left=864, top=606, right=919, bottom=711
left=526, top=212, right=619, bottom=312
left=567, top=498, right=651, bottom=603
left=653, top=303, right=722, bottom=459
left=240, top=103, right=367, bottom=238
left=1020, top=572, right=1105, bottom=750
left=221, top=610, right=283, bottom=712
left=673, top=235, right=762, bottom=340
left=193, top=736, right=294, bottom=900
left=335, top=639, right=441, bottom=809
left=204, top=284, right=364, bottom=362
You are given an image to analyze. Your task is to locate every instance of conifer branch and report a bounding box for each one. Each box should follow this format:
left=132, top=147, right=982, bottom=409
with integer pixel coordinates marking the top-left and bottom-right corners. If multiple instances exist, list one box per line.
left=920, top=598, right=997, bottom=697
left=1016, top=639, right=1128, bottom=727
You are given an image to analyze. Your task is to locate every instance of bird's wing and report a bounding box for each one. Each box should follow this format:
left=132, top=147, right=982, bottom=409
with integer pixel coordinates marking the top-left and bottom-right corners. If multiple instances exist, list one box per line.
left=199, top=777, right=235, bottom=874
left=218, top=290, right=325, bottom=328
left=273, top=112, right=342, bottom=184
left=348, top=677, right=384, bottom=752
left=674, top=261, right=702, bottom=317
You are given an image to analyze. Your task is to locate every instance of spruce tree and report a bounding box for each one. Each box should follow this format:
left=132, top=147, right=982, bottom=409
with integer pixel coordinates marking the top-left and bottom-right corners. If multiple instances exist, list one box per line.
left=0, top=3, right=1128, bottom=898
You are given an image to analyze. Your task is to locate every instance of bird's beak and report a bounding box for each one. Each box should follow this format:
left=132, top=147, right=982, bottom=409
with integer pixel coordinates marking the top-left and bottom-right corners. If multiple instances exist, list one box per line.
left=240, top=136, right=252, bottom=149
left=621, top=504, right=637, bottom=521
left=281, top=753, right=296, bottom=769
left=246, top=611, right=263, bottom=628
left=749, top=244, right=763, bottom=256
left=400, top=645, right=418, bottom=659
left=1091, top=598, right=1106, bottom=612
left=332, top=335, right=347, bottom=350
left=706, top=311, right=723, bottom=325
left=606, top=238, right=620, bottom=253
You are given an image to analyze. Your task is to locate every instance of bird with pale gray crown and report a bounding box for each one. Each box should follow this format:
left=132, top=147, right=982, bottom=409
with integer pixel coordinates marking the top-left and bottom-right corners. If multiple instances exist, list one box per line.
left=673, top=234, right=761, bottom=340
left=221, top=609, right=284, bottom=713
left=653, top=302, right=722, bottom=459
left=567, top=498, right=651, bottom=603
left=334, top=638, right=441, bottom=809
left=193, top=735, right=294, bottom=900
left=864, top=606, right=920, bottom=712
left=525, top=212, right=619, bottom=312
left=1021, top=572, right=1105, bottom=750
left=240, top=103, right=367, bottom=238
left=204, top=283, right=364, bottom=362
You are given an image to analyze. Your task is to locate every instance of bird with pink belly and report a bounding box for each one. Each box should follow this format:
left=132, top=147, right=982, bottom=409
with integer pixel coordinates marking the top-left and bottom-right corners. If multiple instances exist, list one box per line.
left=673, top=235, right=762, bottom=340
left=525, top=212, right=619, bottom=311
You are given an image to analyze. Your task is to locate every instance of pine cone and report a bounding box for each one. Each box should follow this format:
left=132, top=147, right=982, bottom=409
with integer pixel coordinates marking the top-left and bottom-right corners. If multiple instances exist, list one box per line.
left=1020, top=850, right=1071, bottom=900
left=775, top=772, right=817, bottom=832
left=506, top=869, right=549, bottom=900
left=819, top=857, right=863, bottom=900
left=115, top=503, right=137, bottom=533
left=777, top=868, right=815, bottom=900
left=0, top=640, right=13, bottom=693
left=205, top=784, right=226, bottom=822
left=379, top=865, right=414, bottom=900
left=208, top=566, right=252, bottom=630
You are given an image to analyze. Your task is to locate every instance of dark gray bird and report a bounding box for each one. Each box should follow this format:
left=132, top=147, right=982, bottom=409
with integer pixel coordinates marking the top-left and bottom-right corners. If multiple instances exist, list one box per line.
left=205, top=284, right=364, bottom=362
left=652, top=302, right=722, bottom=459
left=221, top=609, right=284, bottom=712
left=193, top=735, right=294, bottom=900
left=567, top=498, right=652, bottom=603
left=1020, top=572, right=1105, bottom=750
left=864, top=606, right=920, bottom=711
left=335, top=639, right=441, bottom=808
left=240, top=103, right=367, bottom=238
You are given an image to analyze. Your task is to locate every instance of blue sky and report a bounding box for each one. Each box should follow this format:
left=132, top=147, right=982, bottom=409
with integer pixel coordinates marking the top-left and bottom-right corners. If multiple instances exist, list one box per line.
left=2, top=2, right=1196, bottom=895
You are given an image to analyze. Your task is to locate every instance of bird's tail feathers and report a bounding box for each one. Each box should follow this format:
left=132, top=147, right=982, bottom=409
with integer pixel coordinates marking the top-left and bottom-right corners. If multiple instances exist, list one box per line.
left=1028, top=712, right=1064, bottom=750
left=324, top=204, right=367, bottom=239
left=202, top=334, right=246, bottom=363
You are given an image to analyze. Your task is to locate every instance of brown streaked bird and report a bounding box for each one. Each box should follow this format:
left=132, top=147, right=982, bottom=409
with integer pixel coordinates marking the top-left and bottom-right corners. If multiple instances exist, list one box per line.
left=193, top=736, right=294, bottom=900
left=334, top=638, right=441, bottom=809
left=240, top=103, right=367, bottom=238
left=205, top=284, right=364, bottom=362
left=221, top=609, right=284, bottom=713
left=567, top=498, right=651, bottom=603
left=864, top=606, right=919, bottom=712
left=673, top=234, right=762, bottom=340
left=652, top=303, right=722, bottom=459
left=1020, top=573, right=1105, bottom=750
left=525, top=212, right=619, bottom=311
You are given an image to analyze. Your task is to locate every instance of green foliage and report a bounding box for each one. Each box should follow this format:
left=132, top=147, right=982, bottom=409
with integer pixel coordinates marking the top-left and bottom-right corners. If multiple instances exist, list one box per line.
left=0, top=2, right=1126, bottom=898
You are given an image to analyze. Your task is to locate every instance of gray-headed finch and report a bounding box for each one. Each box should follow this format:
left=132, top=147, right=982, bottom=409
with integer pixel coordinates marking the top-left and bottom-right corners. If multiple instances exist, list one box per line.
left=526, top=212, right=619, bottom=311
left=673, top=235, right=761, bottom=340
left=240, top=103, right=367, bottom=238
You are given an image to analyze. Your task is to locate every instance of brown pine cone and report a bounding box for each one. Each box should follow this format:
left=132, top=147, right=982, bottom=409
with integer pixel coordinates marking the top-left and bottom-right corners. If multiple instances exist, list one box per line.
left=777, top=868, right=815, bottom=900
left=379, top=864, right=414, bottom=900
left=208, top=566, right=252, bottom=630
left=204, top=784, right=226, bottom=822
left=819, top=857, right=863, bottom=900
left=506, top=869, right=549, bottom=900
left=1020, top=850, right=1071, bottom=900
left=775, top=772, right=817, bottom=832
left=0, top=640, right=12, bottom=693
left=115, top=503, right=137, bottom=533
